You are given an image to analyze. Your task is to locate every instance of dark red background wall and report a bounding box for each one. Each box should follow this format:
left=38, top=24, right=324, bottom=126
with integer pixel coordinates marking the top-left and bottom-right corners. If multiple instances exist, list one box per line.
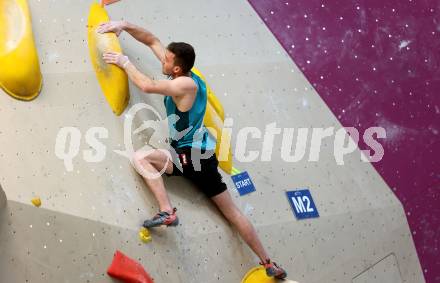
left=248, top=1, right=439, bottom=282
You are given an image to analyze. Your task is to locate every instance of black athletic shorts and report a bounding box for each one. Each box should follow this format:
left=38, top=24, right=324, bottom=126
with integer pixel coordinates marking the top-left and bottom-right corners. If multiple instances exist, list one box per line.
left=166, top=147, right=227, bottom=198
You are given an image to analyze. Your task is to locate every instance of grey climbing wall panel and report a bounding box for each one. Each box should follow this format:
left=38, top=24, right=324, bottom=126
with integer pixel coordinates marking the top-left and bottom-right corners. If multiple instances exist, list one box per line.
left=353, top=254, right=403, bottom=283
left=0, top=184, right=6, bottom=209
left=0, top=0, right=424, bottom=282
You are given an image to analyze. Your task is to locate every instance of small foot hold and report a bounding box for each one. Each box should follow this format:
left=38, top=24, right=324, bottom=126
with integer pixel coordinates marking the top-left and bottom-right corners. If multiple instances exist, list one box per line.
left=139, top=227, right=152, bottom=243
left=31, top=197, right=41, bottom=207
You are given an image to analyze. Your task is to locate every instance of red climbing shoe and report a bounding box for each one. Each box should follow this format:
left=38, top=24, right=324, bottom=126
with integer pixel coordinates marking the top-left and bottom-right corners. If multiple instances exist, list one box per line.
left=143, top=207, right=179, bottom=228
left=260, top=259, right=287, bottom=279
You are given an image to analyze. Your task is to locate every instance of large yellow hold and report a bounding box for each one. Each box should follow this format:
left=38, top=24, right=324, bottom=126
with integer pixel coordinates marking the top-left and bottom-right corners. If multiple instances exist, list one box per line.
left=0, top=0, right=42, bottom=100
left=241, top=267, right=276, bottom=283
left=192, top=67, right=233, bottom=174
left=87, top=2, right=129, bottom=116
left=242, top=266, right=298, bottom=283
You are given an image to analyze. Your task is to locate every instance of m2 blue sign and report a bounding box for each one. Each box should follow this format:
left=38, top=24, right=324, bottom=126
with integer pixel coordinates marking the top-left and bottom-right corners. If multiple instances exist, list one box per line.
left=231, top=171, right=256, bottom=196
left=286, top=189, right=319, bottom=220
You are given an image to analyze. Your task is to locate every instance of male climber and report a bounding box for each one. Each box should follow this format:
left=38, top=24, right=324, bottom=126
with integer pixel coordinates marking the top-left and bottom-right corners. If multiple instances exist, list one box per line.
left=98, top=20, right=287, bottom=279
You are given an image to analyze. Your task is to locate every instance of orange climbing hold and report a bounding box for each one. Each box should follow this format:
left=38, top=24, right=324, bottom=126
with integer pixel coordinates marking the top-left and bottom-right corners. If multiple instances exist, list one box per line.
left=101, top=0, right=121, bottom=6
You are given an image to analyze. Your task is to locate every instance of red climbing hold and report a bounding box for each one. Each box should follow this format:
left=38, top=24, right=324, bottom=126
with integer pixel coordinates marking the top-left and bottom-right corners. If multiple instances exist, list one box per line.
left=101, top=0, right=121, bottom=5
left=107, top=250, right=154, bottom=283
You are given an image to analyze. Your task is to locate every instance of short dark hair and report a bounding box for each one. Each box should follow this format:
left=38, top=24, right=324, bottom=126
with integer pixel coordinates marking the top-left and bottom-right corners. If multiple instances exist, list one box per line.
left=167, top=42, right=196, bottom=73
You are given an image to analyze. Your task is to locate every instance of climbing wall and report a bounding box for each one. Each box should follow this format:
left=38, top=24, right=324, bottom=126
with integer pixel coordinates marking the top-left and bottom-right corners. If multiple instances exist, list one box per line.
left=0, top=184, right=5, bottom=209
left=0, top=0, right=425, bottom=282
left=248, top=1, right=438, bottom=282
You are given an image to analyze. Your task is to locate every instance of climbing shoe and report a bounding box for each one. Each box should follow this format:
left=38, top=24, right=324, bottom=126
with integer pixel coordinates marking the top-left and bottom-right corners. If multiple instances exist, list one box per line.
left=261, top=259, right=287, bottom=279
left=143, top=208, right=179, bottom=228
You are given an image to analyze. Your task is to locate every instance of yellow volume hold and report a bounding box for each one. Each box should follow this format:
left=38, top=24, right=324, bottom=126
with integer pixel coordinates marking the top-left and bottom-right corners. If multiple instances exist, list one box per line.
left=241, top=266, right=276, bottom=283
left=87, top=2, right=129, bottom=116
left=192, top=67, right=233, bottom=175
left=0, top=0, right=42, bottom=100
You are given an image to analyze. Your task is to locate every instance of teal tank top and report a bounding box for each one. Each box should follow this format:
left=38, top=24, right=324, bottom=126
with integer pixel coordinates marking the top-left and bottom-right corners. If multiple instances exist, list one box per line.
left=164, top=71, right=216, bottom=150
